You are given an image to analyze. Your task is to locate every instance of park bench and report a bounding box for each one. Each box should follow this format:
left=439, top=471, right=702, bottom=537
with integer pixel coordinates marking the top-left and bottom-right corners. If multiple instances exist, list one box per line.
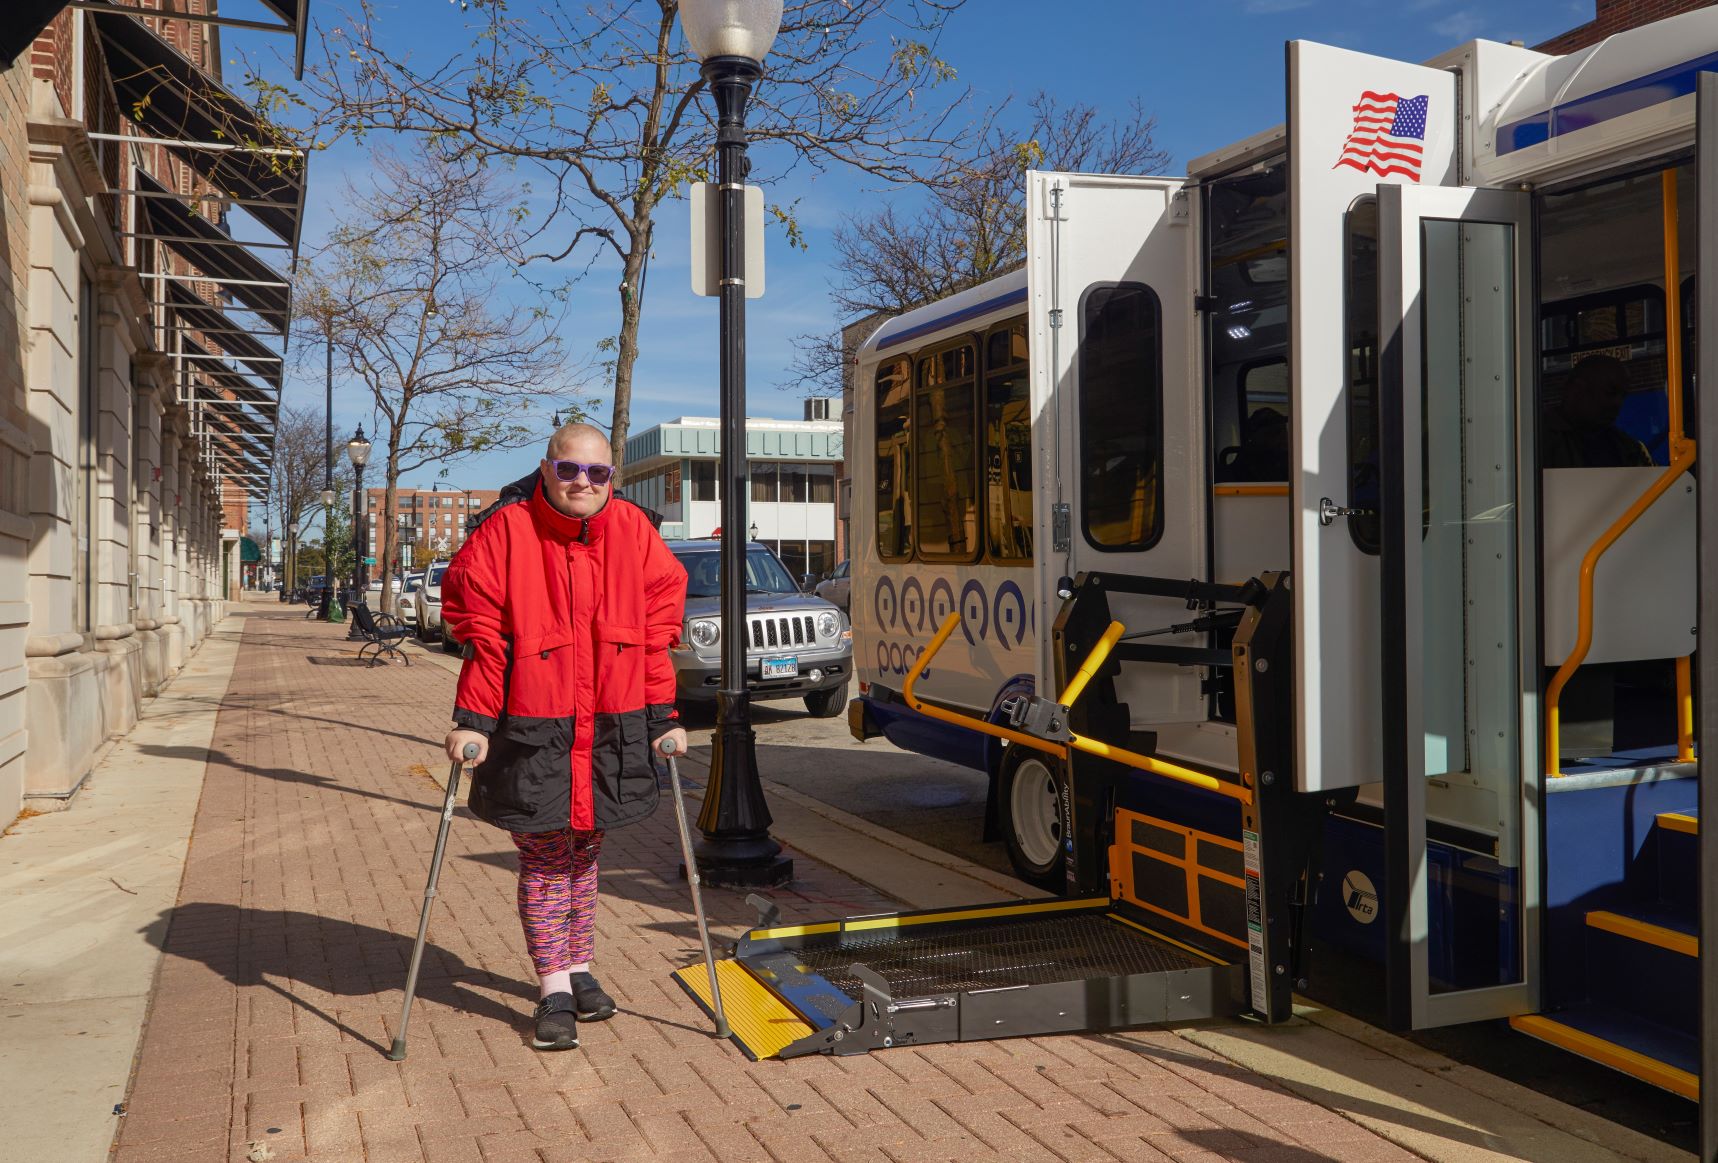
left=351, top=603, right=411, bottom=666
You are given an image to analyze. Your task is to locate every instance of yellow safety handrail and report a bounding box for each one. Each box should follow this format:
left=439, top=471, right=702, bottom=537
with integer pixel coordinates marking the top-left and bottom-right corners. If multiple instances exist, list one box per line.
left=1546, top=169, right=1698, bottom=774
left=901, top=612, right=1252, bottom=805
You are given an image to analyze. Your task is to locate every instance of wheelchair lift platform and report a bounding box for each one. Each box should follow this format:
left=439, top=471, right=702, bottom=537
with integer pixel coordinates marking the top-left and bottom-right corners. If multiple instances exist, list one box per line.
left=672, top=895, right=1247, bottom=1060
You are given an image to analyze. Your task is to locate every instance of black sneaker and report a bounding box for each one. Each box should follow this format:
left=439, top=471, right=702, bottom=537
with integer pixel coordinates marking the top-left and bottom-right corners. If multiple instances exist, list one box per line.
left=532, top=992, right=580, bottom=1050
left=571, top=972, right=616, bottom=1021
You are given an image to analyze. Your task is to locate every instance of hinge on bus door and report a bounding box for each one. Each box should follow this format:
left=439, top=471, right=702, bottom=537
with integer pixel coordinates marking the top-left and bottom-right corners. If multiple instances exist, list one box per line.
left=999, top=694, right=1074, bottom=744
left=1194, top=294, right=1221, bottom=314
left=1052, top=503, right=1071, bottom=553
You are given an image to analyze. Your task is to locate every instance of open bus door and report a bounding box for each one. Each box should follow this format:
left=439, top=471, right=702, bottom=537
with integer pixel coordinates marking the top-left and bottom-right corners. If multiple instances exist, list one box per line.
left=1694, top=68, right=1717, bottom=1163
left=1376, top=185, right=1539, bottom=1029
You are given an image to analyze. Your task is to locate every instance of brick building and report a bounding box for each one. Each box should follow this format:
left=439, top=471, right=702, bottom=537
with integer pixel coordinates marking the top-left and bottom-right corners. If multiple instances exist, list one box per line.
left=1537, top=0, right=1713, bottom=53
left=358, top=485, right=501, bottom=575
left=0, top=3, right=307, bottom=816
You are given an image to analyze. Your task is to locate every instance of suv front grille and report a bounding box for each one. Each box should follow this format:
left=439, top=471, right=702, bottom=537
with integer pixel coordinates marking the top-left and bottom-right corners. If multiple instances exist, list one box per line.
left=747, top=613, right=816, bottom=652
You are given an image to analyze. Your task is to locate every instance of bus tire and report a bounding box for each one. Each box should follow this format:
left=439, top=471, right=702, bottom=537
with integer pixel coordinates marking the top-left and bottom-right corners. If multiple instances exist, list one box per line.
left=999, top=746, right=1068, bottom=893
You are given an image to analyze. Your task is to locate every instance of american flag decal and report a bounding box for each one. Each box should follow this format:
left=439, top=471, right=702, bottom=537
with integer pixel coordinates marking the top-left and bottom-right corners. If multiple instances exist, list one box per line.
left=1334, top=91, right=1428, bottom=181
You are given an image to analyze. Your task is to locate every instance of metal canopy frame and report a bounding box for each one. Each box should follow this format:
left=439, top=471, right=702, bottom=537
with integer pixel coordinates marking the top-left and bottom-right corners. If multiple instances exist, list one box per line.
left=70, top=0, right=309, bottom=80
left=133, top=170, right=293, bottom=322
left=166, top=283, right=286, bottom=387
left=3, top=1, right=74, bottom=66
left=92, top=9, right=308, bottom=246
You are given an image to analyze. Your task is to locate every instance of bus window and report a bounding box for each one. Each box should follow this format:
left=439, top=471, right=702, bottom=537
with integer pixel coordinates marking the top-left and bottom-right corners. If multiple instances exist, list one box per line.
left=875, top=357, right=912, bottom=561
left=985, top=319, right=1032, bottom=563
left=915, top=342, right=980, bottom=561
left=1345, top=198, right=1381, bottom=554
left=1079, top=283, right=1162, bottom=552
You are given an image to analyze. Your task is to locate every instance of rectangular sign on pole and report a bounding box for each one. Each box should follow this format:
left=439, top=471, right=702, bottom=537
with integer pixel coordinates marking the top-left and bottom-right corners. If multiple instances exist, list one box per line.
left=690, top=182, right=765, bottom=299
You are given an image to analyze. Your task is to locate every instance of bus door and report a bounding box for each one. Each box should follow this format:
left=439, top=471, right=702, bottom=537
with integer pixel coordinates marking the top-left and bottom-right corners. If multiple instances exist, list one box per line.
left=1288, top=43, right=1460, bottom=794
left=1377, top=184, right=1538, bottom=1028
left=1025, top=172, right=1201, bottom=726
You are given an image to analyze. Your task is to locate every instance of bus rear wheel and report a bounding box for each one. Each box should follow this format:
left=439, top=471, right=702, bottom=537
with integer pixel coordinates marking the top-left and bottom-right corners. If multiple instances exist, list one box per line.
left=999, top=747, right=1067, bottom=893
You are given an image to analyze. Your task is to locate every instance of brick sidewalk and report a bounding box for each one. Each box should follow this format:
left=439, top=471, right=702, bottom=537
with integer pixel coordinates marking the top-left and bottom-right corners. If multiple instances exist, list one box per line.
left=112, top=609, right=1419, bottom=1163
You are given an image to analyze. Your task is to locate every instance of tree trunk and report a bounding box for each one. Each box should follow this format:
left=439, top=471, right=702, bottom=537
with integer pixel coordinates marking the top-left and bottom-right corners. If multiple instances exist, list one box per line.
left=381, top=454, right=401, bottom=618
left=608, top=241, right=649, bottom=467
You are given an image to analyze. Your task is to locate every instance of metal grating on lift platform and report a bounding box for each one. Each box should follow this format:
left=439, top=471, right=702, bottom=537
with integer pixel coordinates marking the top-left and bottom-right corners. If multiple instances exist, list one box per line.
left=786, top=912, right=1211, bottom=999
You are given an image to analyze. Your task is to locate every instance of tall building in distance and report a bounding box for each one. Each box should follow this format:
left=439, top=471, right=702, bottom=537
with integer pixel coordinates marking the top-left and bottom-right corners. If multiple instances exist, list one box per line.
left=619, top=404, right=844, bottom=582
left=359, top=486, right=502, bottom=574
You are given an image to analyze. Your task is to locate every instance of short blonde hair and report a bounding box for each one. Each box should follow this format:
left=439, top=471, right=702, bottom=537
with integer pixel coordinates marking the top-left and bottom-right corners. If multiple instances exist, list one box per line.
left=546, top=421, right=609, bottom=460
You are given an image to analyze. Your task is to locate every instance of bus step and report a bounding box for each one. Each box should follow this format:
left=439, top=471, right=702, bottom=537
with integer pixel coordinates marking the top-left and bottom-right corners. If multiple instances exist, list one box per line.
left=672, top=895, right=1246, bottom=1060
left=1510, top=1009, right=1698, bottom=1100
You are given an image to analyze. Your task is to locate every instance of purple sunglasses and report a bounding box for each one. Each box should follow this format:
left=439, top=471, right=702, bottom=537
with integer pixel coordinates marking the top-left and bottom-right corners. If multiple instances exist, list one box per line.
left=547, top=459, right=615, bottom=486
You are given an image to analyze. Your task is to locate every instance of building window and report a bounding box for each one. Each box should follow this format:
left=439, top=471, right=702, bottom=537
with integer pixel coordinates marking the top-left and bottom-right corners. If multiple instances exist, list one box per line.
left=667, top=466, right=682, bottom=504
left=781, top=463, right=808, bottom=503
left=689, top=459, right=718, bottom=501
left=875, top=357, right=912, bottom=561
left=914, top=342, right=978, bottom=561
left=77, top=276, right=96, bottom=633
left=751, top=462, right=777, bottom=503
left=984, top=319, right=1033, bottom=563
left=1079, top=282, right=1162, bottom=552
left=807, top=464, right=835, bottom=505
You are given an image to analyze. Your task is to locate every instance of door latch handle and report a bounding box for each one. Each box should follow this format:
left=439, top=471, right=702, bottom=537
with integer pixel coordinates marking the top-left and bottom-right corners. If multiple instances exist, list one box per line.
left=1318, top=497, right=1370, bottom=526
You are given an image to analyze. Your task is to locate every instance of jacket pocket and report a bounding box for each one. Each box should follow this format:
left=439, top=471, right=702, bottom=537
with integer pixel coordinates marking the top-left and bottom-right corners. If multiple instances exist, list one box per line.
left=590, top=709, right=659, bottom=829
left=469, top=714, right=575, bottom=830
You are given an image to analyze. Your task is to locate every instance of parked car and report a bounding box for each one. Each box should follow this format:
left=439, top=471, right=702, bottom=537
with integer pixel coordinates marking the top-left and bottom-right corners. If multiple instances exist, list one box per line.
left=397, top=573, right=425, bottom=623
left=813, top=559, right=850, bottom=611
left=669, top=540, right=852, bottom=717
left=414, top=562, right=459, bottom=653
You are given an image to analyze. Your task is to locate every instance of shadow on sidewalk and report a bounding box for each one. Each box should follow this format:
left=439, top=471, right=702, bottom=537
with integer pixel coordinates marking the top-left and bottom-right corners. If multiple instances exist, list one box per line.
left=135, top=743, right=435, bottom=814
left=142, top=902, right=532, bottom=1054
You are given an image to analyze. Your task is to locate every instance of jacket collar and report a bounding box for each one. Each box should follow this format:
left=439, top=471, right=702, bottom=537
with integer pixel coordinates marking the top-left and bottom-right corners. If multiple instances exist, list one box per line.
left=527, top=473, right=612, bottom=544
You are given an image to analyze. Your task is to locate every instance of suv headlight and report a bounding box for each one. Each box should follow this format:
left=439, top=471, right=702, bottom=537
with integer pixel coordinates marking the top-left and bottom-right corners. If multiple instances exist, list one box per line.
left=689, top=618, right=720, bottom=648
left=816, top=611, right=840, bottom=639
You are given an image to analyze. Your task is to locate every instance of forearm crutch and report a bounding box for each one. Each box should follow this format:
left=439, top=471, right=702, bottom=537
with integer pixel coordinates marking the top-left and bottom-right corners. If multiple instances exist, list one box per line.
left=660, top=737, right=729, bottom=1039
left=388, top=741, right=480, bottom=1061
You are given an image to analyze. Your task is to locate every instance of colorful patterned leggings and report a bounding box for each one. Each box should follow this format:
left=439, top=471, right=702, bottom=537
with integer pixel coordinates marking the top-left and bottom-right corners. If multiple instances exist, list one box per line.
left=509, top=828, right=604, bottom=975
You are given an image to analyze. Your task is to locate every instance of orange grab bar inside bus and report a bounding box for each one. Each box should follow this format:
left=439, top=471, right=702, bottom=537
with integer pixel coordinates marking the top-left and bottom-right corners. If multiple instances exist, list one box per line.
left=901, top=612, right=1252, bottom=804
left=1546, top=169, right=1698, bottom=775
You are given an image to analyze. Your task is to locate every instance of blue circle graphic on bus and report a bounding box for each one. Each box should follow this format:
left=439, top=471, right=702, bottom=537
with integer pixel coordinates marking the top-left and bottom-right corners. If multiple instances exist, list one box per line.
left=928, top=578, right=955, bottom=634
left=994, top=581, right=1028, bottom=649
left=900, top=576, right=926, bottom=634
left=960, top=580, right=990, bottom=644
left=873, top=575, right=898, bottom=632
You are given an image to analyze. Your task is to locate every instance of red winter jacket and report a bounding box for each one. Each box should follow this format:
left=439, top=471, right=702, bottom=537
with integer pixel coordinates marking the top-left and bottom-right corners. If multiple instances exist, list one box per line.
left=443, top=476, right=687, bottom=833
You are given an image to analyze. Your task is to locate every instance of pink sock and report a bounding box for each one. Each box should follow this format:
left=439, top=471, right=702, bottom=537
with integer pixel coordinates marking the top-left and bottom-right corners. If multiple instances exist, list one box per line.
left=540, top=969, right=572, bottom=1000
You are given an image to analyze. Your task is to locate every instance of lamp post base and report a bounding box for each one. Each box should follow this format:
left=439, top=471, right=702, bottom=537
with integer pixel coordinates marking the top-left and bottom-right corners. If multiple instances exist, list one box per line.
left=694, top=691, right=793, bottom=889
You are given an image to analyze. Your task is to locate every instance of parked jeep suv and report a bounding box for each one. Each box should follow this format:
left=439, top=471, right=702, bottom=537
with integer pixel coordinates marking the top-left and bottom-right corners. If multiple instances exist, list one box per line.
left=669, top=540, right=852, bottom=717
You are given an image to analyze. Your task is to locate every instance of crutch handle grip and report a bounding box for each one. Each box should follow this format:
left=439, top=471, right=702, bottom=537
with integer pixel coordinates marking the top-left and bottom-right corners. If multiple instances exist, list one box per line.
left=462, top=742, right=480, bottom=761
left=659, top=737, right=679, bottom=757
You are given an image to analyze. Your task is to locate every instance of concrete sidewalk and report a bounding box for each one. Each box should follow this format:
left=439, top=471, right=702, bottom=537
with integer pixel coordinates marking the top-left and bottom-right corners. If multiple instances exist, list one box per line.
left=10, top=604, right=1683, bottom=1162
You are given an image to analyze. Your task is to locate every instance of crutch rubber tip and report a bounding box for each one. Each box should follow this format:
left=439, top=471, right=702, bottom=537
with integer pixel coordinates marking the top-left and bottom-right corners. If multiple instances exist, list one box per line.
left=714, top=1019, right=731, bottom=1039
left=386, top=1038, right=407, bottom=1062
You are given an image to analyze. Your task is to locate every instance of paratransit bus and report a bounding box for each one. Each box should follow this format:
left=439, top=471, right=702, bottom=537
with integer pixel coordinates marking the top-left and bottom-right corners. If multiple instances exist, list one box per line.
left=674, top=6, right=1718, bottom=1112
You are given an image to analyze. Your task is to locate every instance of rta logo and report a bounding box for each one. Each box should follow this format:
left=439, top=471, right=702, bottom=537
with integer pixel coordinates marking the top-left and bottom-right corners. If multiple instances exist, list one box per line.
left=1342, top=870, right=1379, bottom=924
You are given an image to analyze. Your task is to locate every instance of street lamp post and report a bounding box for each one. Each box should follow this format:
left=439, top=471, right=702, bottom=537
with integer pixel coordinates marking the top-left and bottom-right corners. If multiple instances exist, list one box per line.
left=319, top=334, right=344, bottom=622
left=681, top=0, right=791, bottom=888
left=347, top=427, right=372, bottom=587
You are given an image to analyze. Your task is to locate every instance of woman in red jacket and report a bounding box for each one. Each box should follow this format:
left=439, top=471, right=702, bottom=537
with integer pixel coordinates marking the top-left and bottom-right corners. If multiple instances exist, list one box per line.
left=442, top=423, right=688, bottom=1051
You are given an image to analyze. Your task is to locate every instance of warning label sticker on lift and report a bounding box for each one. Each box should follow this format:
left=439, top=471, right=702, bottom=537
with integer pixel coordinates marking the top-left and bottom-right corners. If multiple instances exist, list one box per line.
left=1243, top=829, right=1266, bottom=1015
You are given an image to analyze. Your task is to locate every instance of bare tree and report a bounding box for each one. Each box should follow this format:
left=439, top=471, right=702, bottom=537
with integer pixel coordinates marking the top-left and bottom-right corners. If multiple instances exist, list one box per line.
left=297, top=146, right=585, bottom=614
left=300, top=0, right=970, bottom=466
left=787, top=94, right=1170, bottom=394
left=267, top=405, right=348, bottom=591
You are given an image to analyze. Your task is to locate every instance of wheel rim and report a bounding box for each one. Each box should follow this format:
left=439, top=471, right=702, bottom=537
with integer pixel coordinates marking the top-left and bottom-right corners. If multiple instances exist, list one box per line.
left=1009, top=756, right=1062, bottom=870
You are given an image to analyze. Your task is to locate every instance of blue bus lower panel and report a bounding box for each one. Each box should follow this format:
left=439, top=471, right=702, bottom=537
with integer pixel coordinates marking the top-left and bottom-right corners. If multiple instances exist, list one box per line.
left=864, top=694, right=993, bottom=774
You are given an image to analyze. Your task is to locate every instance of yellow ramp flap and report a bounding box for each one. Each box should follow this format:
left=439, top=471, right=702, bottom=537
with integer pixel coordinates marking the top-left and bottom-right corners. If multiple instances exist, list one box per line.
left=673, top=959, right=812, bottom=1061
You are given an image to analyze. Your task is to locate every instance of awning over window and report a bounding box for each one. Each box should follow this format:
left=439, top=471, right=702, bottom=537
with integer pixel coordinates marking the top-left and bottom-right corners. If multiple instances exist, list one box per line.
left=2, top=1, right=73, bottom=66
left=138, top=171, right=292, bottom=327
left=69, top=1, right=309, bottom=79
left=179, top=332, right=279, bottom=412
left=93, top=9, right=308, bottom=246
left=166, top=284, right=285, bottom=389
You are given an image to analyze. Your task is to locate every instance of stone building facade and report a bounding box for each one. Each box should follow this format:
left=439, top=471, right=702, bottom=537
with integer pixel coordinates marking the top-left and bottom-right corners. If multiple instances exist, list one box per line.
left=0, top=2, right=303, bottom=820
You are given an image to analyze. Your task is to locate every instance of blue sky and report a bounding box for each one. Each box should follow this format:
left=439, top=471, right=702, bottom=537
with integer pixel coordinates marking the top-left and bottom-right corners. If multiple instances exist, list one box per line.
left=248, top=0, right=1589, bottom=498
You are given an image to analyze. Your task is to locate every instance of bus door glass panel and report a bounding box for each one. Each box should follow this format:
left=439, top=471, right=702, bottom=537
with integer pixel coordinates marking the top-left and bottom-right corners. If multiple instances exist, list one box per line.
left=1380, top=185, right=1536, bottom=1027
left=985, top=320, right=1033, bottom=563
left=914, top=343, right=979, bottom=561
left=1207, top=159, right=1290, bottom=486
left=1079, top=284, right=1162, bottom=552
left=874, top=357, right=912, bottom=561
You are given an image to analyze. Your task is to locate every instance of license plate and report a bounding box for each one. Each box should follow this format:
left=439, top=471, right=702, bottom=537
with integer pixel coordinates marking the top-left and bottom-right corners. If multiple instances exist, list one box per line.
left=761, top=656, right=799, bottom=679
